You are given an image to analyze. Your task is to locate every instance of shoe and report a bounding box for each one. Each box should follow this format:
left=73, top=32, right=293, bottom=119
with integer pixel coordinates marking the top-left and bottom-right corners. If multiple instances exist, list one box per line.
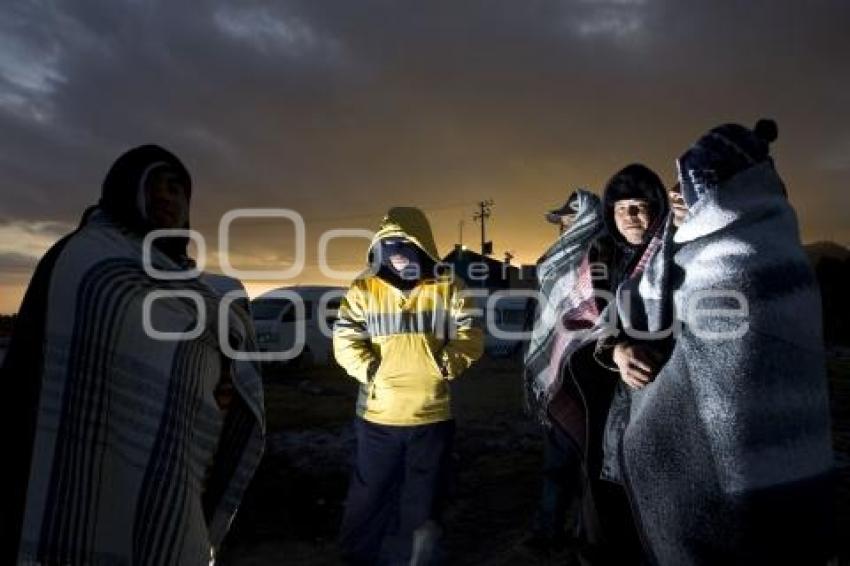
left=409, top=520, right=443, bottom=566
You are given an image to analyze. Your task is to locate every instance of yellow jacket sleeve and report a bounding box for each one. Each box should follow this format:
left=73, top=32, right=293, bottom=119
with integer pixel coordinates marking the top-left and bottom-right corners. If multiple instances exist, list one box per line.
left=438, top=282, right=484, bottom=378
left=333, top=282, right=379, bottom=384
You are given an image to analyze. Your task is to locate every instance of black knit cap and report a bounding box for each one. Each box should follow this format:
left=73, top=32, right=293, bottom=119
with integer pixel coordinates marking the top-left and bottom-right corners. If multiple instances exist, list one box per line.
left=99, top=144, right=192, bottom=259
left=677, top=119, right=778, bottom=207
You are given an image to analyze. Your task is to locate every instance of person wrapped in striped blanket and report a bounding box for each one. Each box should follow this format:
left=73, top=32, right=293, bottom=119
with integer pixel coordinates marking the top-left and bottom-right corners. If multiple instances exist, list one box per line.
left=1, top=145, right=265, bottom=565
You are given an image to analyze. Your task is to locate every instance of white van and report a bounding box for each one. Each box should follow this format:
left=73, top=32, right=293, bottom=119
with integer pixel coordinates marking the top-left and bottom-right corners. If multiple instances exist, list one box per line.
left=251, top=285, right=346, bottom=368
left=484, top=294, right=533, bottom=358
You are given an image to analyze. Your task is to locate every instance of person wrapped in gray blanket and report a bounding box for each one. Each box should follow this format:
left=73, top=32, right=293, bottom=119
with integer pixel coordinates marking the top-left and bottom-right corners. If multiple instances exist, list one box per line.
left=611, top=120, right=835, bottom=564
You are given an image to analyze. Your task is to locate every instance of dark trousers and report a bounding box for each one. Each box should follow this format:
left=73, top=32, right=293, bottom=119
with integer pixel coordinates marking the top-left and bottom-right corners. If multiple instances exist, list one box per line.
left=532, top=424, right=645, bottom=564
left=339, top=418, right=455, bottom=565
left=532, top=424, right=583, bottom=540
left=585, top=480, right=645, bottom=565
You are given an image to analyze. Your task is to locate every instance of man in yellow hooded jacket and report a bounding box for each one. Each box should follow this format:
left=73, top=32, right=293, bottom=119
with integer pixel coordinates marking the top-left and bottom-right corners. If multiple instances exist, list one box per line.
left=334, top=206, right=483, bottom=565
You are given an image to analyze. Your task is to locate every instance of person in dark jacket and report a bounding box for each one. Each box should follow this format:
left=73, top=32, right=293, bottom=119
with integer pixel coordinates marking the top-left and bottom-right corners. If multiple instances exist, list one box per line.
left=582, top=164, right=669, bottom=564
left=523, top=169, right=668, bottom=564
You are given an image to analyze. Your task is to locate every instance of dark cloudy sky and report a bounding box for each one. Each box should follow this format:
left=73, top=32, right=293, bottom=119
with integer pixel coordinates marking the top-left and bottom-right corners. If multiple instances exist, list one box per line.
left=1, top=0, right=848, bottom=312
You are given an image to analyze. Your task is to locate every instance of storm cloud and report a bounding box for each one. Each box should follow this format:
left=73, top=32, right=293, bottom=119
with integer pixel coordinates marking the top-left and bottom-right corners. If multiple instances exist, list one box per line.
left=1, top=0, right=848, bottom=311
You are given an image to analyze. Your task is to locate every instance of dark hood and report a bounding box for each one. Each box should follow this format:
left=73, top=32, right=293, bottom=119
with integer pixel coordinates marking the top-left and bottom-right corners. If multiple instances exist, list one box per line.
left=600, top=163, right=669, bottom=288
left=602, top=163, right=669, bottom=249
left=98, top=144, right=192, bottom=260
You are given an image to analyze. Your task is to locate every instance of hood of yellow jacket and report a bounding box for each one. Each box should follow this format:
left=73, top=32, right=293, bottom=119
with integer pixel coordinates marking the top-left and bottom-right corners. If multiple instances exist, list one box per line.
left=369, top=206, right=441, bottom=263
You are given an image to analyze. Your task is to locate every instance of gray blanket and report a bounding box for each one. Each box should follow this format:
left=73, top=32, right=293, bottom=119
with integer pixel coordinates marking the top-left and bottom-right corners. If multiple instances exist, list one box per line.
left=621, top=162, right=834, bottom=565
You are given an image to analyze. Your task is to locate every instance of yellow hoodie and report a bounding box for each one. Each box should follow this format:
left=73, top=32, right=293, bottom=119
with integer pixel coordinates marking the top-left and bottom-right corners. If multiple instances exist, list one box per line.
left=333, top=207, right=484, bottom=425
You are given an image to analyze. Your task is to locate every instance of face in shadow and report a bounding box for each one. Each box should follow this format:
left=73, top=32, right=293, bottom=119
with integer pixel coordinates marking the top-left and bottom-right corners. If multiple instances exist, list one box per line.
left=389, top=252, right=410, bottom=272
left=613, top=198, right=652, bottom=245
left=558, top=213, right=578, bottom=235
left=145, top=167, right=189, bottom=229
left=668, top=182, right=688, bottom=227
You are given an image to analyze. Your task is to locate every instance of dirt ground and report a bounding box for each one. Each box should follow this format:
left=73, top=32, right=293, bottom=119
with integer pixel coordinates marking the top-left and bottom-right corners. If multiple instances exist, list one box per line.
left=217, top=354, right=850, bottom=565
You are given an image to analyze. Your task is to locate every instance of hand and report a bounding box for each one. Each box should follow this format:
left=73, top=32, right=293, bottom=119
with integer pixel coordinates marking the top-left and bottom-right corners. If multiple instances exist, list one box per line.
left=613, top=342, right=659, bottom=390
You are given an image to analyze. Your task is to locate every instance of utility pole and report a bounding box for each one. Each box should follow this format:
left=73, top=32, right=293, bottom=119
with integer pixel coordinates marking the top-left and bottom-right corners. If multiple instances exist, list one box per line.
left=458, top=219, right=465, bottom=249
left=473, top=199, right=494, bottom=256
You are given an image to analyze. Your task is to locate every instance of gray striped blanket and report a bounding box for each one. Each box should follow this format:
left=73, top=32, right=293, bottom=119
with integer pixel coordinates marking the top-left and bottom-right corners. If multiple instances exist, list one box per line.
left=12, top=209, right=265, bottom=565
left=621, top=162, right=835, bottom=564
left=524, top=189, right=606, bottom=422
